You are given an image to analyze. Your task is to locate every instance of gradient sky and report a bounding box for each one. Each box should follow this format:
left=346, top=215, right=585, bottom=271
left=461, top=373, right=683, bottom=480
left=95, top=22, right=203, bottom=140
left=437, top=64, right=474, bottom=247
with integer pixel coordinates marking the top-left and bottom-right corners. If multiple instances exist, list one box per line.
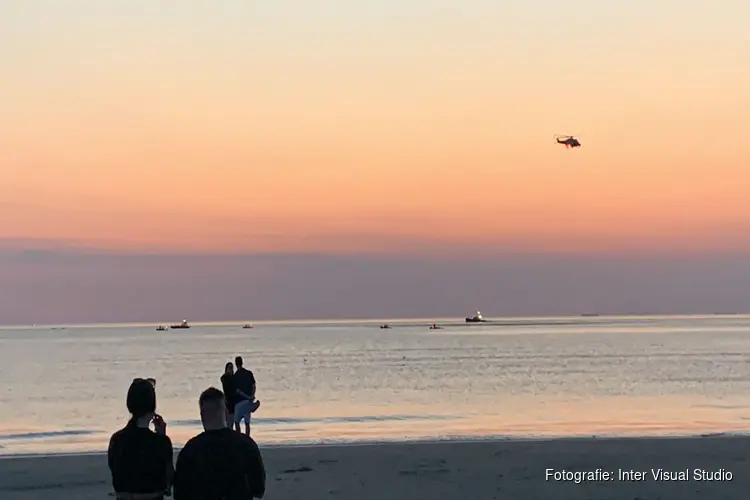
left=2, top=2, right=750, bottom=323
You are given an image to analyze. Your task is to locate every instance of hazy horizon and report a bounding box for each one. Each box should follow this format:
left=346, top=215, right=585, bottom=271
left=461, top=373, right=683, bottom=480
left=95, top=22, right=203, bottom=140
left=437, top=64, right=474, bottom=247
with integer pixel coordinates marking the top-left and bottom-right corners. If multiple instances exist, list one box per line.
left=4, top=239, right=750, bottom=325
left=3, top=2, right=750, bottom=323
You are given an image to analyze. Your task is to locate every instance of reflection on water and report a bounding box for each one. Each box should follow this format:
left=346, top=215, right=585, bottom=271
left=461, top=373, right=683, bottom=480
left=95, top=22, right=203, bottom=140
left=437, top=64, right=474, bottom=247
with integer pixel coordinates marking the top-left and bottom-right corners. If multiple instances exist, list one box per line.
left=1, top=315, right=750, bottom=454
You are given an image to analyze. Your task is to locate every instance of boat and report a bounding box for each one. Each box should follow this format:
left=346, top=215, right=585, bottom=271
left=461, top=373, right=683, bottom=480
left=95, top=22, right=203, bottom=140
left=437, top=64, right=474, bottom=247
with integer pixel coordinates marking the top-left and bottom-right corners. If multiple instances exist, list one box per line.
left=170, top=319, right=190, bottom=329
left=242, top=324, right=254, bottom=329
left=429, top=323, right=443, bottom=330
left=465, top=311, right=485, bottom=323
left=379, top=324, right=391, bottom=329
left=156, top=325, right=168, bottom=331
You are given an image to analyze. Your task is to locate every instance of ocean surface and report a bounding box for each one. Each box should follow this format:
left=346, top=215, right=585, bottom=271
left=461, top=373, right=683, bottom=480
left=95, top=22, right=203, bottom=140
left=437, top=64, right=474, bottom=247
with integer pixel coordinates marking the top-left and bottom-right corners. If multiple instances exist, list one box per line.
left=1, top=315, right=750, bottom=455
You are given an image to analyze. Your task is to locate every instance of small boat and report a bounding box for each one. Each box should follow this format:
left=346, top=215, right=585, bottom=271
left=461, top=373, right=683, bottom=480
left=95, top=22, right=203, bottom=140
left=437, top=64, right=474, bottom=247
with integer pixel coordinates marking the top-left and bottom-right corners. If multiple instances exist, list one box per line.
left=429, top=323, right=442, bottom=330
left=170, top=319, right=190, bottom=329
left=379, top=324, right=391, bottom=329
left=156, top=325, right=168, bottom=331
left=465, top=311, right=485, bottom=323
left=242, top=324, right=254, bottom=329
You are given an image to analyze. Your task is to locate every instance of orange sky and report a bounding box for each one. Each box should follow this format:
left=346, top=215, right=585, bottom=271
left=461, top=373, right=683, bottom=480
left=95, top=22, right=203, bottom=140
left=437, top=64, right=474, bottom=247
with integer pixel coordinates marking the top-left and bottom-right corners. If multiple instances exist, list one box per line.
left=3, top=1, right=750, bottom=254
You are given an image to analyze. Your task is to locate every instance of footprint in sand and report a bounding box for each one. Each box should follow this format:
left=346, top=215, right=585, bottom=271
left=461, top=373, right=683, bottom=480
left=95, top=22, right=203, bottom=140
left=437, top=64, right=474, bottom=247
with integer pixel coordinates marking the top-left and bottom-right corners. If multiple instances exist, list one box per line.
left=282, top=466, right=314, bottom=474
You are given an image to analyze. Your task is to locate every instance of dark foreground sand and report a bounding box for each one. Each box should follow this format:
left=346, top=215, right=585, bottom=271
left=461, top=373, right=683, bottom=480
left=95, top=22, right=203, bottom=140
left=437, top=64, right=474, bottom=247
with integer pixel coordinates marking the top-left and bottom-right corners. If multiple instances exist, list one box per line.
left=1, top=436, right=748, bottom=499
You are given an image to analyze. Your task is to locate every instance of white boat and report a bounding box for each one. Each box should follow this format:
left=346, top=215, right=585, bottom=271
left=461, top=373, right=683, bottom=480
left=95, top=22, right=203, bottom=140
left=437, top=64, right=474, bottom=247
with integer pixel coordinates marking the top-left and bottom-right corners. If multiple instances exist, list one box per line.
left=465, top=310, right=484, bottom=323
left=170, top=319, right=190, bottom=329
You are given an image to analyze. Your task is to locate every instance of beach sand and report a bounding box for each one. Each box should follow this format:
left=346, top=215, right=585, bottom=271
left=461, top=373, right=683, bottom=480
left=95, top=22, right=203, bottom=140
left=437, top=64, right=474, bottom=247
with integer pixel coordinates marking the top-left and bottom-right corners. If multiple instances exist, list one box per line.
left=1, top=436, right=747, bottom=499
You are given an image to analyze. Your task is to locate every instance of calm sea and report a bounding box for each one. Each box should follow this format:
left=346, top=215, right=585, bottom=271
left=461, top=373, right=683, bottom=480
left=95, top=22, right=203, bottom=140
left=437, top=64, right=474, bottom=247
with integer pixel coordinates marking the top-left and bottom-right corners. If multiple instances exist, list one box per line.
left=1, top=315, right=749, bottom=455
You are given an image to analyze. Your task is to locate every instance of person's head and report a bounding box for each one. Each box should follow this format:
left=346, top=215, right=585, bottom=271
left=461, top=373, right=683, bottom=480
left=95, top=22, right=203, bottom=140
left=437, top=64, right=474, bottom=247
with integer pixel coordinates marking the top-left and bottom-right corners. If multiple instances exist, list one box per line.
left=224, top=362, right=234, bottom=375
left=199, top=387, right=226, bottom=430
left=127, top=378, right=157, bottom=425
left=234, top=356, right=243, bottom=369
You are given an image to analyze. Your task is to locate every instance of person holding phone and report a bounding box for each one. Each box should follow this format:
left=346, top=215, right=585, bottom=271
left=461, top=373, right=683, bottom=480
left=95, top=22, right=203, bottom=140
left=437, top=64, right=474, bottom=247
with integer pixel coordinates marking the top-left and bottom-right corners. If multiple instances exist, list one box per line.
left=108, top=378, right=174, bottom=499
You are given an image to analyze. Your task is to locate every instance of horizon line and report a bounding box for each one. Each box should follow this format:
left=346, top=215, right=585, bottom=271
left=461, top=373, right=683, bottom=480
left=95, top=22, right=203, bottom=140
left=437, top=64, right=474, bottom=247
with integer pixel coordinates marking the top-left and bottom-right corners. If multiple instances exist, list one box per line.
left=2, top=312, right=747, bottom=329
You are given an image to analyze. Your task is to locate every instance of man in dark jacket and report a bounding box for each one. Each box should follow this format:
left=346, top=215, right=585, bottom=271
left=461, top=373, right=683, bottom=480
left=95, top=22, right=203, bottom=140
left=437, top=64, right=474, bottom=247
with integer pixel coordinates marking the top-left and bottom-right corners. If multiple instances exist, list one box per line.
left=232, top=356, right=260, bottom=436
left=174, top=387, right=266, bottom=499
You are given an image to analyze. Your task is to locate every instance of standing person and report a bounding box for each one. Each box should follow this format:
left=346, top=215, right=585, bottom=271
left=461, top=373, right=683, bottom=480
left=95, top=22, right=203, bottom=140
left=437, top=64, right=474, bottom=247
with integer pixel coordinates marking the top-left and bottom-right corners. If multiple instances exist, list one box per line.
left=108, top=378, right=174, bottom=499
left=232, top=356, right=260, bottom=436
left=173, top=387, right=266, bottom=500
left=220, top=362, right=237, bottom=428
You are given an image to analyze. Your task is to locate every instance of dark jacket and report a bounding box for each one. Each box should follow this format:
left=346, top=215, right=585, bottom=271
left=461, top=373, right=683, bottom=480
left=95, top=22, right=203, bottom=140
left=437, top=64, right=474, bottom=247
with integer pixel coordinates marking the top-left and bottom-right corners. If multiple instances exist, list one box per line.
left=174, top=428, right=266, bottom=499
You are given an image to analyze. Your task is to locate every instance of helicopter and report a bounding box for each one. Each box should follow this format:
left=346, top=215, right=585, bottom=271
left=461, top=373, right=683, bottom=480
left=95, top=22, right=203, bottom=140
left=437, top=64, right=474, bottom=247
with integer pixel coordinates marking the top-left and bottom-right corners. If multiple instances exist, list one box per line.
left=555, top=135, right=581, bottom=148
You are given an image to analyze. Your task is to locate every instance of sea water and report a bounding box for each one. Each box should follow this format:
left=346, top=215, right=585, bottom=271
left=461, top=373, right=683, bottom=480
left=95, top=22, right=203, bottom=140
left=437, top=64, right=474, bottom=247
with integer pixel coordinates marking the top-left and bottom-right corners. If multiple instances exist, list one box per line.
left=1, top=315, right=750, bottom=455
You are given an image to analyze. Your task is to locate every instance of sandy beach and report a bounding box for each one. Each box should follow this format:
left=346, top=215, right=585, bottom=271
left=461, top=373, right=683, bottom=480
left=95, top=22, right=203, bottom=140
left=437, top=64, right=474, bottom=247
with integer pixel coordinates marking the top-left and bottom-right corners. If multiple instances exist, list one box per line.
left=1, top=436, right=747, bottom=499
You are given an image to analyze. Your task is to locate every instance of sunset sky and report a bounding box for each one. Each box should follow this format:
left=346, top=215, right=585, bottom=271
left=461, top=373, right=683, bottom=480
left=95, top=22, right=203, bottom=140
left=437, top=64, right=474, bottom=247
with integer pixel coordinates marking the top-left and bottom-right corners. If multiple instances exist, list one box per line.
left=2, top=2, right=750, bottom=323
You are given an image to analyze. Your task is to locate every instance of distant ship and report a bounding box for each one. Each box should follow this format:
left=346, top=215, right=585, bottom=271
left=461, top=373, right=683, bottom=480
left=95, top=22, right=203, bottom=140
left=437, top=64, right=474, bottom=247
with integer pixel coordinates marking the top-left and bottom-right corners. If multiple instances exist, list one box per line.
left=242, top=324, right=254, bottom=329
left=156, top=325, right=168, bottom=331
left=465, top=311, right=485, bottom=323
left=170, top=319, right=190, bottom=329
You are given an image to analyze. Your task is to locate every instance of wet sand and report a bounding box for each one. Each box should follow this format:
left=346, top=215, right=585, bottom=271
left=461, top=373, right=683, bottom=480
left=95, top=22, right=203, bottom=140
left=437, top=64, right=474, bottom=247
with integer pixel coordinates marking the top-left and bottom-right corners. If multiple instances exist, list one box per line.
left=1, top=436, right=747, bottom=499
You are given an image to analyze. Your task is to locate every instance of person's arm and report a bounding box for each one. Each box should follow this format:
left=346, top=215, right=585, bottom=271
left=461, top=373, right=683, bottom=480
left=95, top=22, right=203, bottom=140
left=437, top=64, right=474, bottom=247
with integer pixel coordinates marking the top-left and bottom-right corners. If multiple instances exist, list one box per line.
left=164, top=437, right=175, bottom=494
left=173, top=446, right=193, bottom=500
left=236, top=389, right=252, bottom=400
left=245, top=439, right=266, bottom=498
left=107, top=435, right=116, bottom=472
left=107, top=434, right=120, bottom=493
left=250, top=372, right=257, bottom=399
